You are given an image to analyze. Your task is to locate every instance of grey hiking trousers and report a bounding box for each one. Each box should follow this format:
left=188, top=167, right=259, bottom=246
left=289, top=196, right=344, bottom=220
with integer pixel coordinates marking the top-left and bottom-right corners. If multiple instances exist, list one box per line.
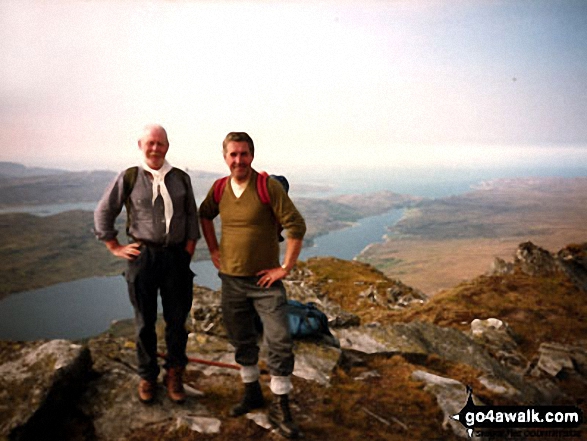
left=219, top=273, right=294, bottom=377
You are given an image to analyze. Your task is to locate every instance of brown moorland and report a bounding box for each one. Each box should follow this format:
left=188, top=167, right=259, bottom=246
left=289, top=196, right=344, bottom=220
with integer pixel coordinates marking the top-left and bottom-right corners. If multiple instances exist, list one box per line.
left=359, top=177, right=587, bottom=295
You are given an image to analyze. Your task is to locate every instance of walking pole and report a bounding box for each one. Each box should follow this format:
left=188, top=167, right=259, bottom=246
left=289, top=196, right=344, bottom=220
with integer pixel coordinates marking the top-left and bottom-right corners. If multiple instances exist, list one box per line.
left=157, top=352, right=240, bottom=370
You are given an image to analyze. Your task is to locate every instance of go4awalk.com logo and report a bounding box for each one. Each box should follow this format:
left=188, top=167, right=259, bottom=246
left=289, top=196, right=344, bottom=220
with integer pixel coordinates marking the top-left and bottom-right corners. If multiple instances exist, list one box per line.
left=451, top=387, right=583, bottom=438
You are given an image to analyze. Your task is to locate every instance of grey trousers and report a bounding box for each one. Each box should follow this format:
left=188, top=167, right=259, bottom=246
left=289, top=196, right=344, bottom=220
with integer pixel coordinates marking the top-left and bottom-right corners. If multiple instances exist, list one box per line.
left=219, top=273, right=294, bottom=377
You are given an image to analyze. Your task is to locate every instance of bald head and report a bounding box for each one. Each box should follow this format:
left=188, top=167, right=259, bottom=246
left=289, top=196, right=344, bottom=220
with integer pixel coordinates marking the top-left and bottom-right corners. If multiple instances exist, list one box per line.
left=140, top=124, right=169, bottom=145
left=138, top=124, right=169, bottom=170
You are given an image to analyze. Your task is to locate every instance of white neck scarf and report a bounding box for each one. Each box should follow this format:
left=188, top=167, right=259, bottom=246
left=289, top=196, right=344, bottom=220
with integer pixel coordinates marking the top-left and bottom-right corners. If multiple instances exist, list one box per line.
left=140, top=159, right=174, bottom=235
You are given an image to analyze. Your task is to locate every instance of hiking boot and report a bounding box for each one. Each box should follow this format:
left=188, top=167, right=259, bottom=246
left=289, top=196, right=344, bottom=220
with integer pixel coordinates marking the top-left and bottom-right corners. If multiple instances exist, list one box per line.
left=163, top=367, right=186, bottom=404
left=138, top=379, right=156, bottom=404
left=268, top=394, right=300, bottom=439
left=229, top=380, right=265, bottom=417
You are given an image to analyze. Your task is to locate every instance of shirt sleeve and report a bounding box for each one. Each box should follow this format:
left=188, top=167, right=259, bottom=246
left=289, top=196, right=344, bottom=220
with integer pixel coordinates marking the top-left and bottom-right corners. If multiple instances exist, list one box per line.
left=198, top=185, right=220, bottom=220
left=267, top=178, right=306, bottom=240
left=93, top=171, right=126, bottom=241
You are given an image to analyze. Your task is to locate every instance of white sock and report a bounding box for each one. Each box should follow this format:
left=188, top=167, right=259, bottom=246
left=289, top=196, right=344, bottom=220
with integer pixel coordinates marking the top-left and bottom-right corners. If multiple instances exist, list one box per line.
left=240, top=364, right=260, bottom=383
left=270, top=375, right=292, bottom=395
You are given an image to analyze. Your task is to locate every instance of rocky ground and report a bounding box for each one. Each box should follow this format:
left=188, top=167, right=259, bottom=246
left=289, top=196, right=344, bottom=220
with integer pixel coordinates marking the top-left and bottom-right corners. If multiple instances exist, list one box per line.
left=1, top=242, right=587, bottom=440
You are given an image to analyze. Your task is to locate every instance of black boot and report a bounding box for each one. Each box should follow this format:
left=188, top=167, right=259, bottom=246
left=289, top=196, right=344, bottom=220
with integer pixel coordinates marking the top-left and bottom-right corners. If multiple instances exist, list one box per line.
left=229, top=380, right=265, bottom=417
left=268, top=394, right=300, bottom=439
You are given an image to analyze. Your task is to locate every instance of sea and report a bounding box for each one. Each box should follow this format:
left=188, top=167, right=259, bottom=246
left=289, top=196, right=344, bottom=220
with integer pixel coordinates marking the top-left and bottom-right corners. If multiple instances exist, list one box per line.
left=1, top=164, right=586, bottom=341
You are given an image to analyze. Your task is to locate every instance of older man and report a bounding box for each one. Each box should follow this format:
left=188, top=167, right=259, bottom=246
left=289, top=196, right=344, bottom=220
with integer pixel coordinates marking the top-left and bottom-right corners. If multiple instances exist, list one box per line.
left=199, top=132, right=306, bottom=438
left=94, top=124, right=199, bottom=404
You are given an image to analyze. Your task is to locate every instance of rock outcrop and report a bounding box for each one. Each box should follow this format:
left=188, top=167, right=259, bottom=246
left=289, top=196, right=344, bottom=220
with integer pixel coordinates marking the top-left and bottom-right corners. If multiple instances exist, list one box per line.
left=493, top=241, right=587, bottom=290
left=0, top=340, right=92, bottom=440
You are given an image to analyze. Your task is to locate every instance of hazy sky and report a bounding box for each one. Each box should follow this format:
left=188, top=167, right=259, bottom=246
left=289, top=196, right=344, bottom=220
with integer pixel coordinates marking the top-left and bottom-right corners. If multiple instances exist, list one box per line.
left=1, top=0, right=586, bottom=173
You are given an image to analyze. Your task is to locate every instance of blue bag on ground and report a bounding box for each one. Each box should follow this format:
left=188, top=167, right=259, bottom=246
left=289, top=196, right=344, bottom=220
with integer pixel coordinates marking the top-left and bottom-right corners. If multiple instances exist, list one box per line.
left=285, top=300, right=334, bottom=340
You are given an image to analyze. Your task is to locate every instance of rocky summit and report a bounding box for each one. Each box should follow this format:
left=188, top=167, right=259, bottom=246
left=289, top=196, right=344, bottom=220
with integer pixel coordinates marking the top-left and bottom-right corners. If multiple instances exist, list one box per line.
left=1, top=242, right=586, bottom=440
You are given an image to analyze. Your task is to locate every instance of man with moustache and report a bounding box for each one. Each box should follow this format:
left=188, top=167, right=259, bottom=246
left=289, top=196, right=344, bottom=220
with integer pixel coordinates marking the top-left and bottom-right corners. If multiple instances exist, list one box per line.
left=199, top=132, right=306, bottom=438
left=94, top=124, right=200, bottom=404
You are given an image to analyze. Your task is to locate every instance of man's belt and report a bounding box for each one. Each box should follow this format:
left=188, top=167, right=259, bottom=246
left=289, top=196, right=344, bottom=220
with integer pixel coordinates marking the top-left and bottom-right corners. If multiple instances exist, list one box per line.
left=131, top=238, right=183, bottom=249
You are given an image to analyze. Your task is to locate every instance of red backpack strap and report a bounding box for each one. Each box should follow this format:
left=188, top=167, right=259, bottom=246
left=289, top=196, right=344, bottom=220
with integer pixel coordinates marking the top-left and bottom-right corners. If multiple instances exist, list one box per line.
left=213, top=176, right=230, bottom=204
left=256, top=171, right=271, bottom=204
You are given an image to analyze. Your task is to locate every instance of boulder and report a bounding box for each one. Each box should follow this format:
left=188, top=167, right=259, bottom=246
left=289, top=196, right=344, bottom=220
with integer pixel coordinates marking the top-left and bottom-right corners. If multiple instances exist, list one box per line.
left=557, top=243, right=587, bottom=292
left=515, top=242, right=559, bottom=276
left=291, top=341, right=341, bottom=386
left=338, top=321, right=505, bottom=372
left=336, top=324, right=428, bottom=360
left=470, top=318, right=527, bottom=373
left=529, top=342, right=587, bottom=378
left=411, top=370, right=476, bottom=438
left=0, top=340, right=92, bottom=440
left=176, top=415, right=222, bottom=434
left=490, top=257, right=514, bottom=275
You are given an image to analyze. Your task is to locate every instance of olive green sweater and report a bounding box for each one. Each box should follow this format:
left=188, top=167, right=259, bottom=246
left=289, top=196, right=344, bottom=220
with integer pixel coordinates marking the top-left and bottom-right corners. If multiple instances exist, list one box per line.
left=199, top=170, right=306, bottom=276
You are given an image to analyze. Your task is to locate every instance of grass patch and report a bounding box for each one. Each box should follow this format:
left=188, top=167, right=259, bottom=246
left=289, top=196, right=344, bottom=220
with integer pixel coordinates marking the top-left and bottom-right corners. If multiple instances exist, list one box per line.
left=381, top=270, right=587, bottom=358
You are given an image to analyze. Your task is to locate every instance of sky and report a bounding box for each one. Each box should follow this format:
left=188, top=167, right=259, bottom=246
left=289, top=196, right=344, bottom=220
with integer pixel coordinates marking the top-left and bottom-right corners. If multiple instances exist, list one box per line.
left=1, top=0, right=586, bottom=174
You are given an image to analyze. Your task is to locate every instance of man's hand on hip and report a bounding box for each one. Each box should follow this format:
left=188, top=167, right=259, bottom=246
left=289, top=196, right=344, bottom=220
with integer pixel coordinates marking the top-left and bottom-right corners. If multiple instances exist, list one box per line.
left=106, top=240, right=142, bottom=260
left=256, top=267, right=288, bottom=288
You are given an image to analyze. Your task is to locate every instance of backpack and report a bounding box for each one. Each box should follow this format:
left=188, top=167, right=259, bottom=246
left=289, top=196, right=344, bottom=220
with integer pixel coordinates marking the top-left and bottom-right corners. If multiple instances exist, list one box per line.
left=253, top=299, right=338, bottom=346
left=212, top=171, right=289, bottom=242
left=121, top=166, right=190, bottom=236
left=285, top=300, right=336, bottom=342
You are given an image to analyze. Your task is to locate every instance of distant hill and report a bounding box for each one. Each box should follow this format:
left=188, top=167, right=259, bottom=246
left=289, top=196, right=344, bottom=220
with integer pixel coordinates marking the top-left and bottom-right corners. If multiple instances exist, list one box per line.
left=0, top=162, right=68, bottom=178
left=0, top=163, right=225, bottom=207
left=0, top=169, right=118, bottom=207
